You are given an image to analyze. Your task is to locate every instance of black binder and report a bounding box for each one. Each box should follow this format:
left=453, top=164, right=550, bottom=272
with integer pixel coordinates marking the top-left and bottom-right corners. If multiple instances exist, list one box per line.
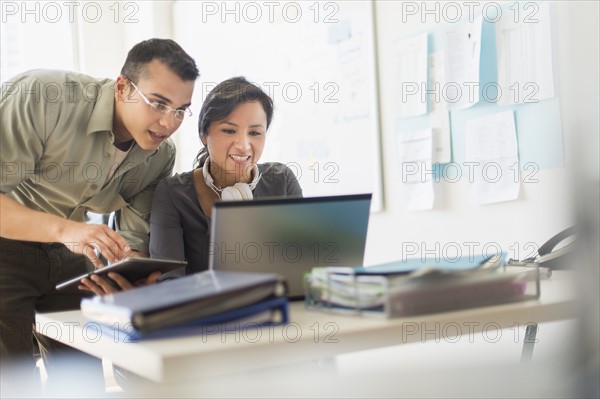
left=81, top=270, right=286, bottom=332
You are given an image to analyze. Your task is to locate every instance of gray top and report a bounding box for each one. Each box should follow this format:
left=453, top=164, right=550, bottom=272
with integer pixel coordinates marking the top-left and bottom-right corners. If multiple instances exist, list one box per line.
left=150, top=162, right=303, bottom=274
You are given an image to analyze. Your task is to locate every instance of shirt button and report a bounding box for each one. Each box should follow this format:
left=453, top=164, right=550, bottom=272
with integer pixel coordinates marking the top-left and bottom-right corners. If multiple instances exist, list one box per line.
left=91, top=184, right=98, bottom=190
left=104, top=153, right=111, bottom=159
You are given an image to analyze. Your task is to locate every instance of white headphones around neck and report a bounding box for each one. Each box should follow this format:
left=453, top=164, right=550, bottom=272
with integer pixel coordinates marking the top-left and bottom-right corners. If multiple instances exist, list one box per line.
left=202, top=158, right=261, bottom=201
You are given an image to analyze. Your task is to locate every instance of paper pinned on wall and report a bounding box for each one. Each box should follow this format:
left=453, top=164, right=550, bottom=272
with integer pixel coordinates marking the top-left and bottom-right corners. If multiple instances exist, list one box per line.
left=395, top=33, right=428, bottom=118
left=466, top=111, right=520, bottom=205
left=428, top=51, right=451, bottom=163
left=397, top=128, right=434, bottom=211
left=496, top=2, right=554, bottom=105
left=444, top=15, right=483, bottom=110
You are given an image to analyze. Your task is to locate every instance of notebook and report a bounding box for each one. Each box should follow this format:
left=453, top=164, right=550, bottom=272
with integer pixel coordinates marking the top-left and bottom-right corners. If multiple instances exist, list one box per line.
left=209, top=194, right=372, bottom=298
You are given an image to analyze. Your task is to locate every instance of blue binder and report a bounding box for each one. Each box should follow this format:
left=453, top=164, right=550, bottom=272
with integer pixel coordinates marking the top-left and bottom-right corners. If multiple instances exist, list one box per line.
left=92, top=296, right=289, bottom=342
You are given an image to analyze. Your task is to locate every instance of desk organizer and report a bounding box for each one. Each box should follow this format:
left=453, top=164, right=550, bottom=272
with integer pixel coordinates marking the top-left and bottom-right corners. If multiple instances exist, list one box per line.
left=304, top=265, right=541, bottom=318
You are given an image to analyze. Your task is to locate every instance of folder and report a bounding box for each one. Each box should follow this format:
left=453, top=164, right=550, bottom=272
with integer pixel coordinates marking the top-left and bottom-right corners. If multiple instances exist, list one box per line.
left=304, top=253, right=540, bottom=318
left=93, top=296, right=289, bottom=342
left=331, top=253, right=506, bottom=276
left=81, top=270, right=286, bottom=332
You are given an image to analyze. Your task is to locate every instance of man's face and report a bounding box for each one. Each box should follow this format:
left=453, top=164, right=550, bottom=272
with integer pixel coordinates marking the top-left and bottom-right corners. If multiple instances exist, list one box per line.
left=114, top=59, right=195, bottom=151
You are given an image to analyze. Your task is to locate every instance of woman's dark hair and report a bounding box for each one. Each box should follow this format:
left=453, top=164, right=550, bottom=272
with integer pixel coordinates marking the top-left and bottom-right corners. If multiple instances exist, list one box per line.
left=120, top=38, right=199, bottom=84
left=194, top=77, right=274, bottom=167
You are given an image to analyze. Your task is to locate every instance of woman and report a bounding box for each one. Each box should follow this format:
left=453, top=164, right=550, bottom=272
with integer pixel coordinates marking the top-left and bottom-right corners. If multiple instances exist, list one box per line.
left=149, top=77, right=303, bottom=274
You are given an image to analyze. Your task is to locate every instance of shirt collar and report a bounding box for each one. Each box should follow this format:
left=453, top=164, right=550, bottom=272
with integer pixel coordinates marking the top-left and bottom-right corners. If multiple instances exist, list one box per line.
left=86, top=80, right=115, bottom=137
left=85, top=79, right=159, bottom=156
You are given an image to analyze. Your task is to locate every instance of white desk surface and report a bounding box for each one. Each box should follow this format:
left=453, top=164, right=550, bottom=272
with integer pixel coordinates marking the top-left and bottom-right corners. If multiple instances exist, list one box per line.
left=36, top=271, right=579, bottom=383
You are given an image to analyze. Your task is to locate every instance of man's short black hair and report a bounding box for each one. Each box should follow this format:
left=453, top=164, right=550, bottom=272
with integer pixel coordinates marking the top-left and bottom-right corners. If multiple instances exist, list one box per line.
left=120, top=38, right=199, bottom=83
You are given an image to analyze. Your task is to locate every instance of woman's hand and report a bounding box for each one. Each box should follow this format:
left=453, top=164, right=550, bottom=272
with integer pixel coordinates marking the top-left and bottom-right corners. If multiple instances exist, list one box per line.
left=78, top=271, right=162, bottom=296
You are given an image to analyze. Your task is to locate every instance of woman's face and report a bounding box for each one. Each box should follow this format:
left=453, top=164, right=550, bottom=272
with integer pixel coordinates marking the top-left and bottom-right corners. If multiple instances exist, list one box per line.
left=202, top=101, right=267, bottom=187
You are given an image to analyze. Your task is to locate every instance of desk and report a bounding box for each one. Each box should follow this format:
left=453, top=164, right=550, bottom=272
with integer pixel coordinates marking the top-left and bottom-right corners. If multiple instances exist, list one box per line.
left=35, top=271, right=578, bottom=384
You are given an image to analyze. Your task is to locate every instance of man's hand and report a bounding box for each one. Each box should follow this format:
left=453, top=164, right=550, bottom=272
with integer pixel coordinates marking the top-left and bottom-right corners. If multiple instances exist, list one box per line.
left=57, top=220, right=133, bottom=268
left=1, top=195, right=133, bottom=268
left=79, top=271, right=162, bottom=296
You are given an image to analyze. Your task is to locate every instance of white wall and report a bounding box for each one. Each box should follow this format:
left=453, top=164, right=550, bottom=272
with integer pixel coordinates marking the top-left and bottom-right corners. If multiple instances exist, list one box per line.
left=555, top=1, right=600, bottom=181
left=363, top=0, right=598, bottom=265
left=76, top=1, right=170, bottom=79
left=72, top=1, right=598, bottom=266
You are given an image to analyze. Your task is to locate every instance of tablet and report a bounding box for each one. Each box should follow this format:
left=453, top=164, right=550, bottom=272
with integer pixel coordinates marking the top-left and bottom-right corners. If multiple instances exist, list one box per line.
left=55, top=258, right=188, bottom=291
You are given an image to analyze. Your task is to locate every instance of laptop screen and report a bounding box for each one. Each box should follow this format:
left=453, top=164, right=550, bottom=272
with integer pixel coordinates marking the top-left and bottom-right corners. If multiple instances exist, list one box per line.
left=209, top=194, right=372, bottom=298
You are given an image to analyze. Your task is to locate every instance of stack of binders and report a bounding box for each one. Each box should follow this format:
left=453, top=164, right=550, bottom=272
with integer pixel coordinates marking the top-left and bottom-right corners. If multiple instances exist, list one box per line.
left=81, top=270, right=288, bottom=340
left=304, top=253, right=540, bottom=318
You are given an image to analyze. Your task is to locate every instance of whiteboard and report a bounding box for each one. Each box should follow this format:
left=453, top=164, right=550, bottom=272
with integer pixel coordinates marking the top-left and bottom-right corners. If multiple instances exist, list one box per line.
left=173, top=0, right=383, bottom=211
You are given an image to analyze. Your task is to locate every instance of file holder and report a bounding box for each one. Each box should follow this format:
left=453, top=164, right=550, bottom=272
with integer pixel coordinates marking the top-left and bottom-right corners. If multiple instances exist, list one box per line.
left=303, top=264, right=541, bottom=318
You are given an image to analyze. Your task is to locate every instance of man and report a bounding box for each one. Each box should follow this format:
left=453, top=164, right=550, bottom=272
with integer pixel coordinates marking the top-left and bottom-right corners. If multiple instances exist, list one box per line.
left=0, top=38, right=198, bottom=392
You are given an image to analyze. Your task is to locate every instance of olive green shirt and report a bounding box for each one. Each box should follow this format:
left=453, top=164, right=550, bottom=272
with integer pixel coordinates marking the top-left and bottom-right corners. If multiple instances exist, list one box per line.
left=0, top=70, right=176, bottom=253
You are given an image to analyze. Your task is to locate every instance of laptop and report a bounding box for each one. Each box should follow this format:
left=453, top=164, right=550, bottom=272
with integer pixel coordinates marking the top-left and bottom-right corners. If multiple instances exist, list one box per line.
left=209, top=194, right=372, bottom=299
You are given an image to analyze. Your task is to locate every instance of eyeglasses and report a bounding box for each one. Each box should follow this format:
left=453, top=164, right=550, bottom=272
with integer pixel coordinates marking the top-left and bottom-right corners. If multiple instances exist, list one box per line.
left=125, top=77, right=192, bottom=122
